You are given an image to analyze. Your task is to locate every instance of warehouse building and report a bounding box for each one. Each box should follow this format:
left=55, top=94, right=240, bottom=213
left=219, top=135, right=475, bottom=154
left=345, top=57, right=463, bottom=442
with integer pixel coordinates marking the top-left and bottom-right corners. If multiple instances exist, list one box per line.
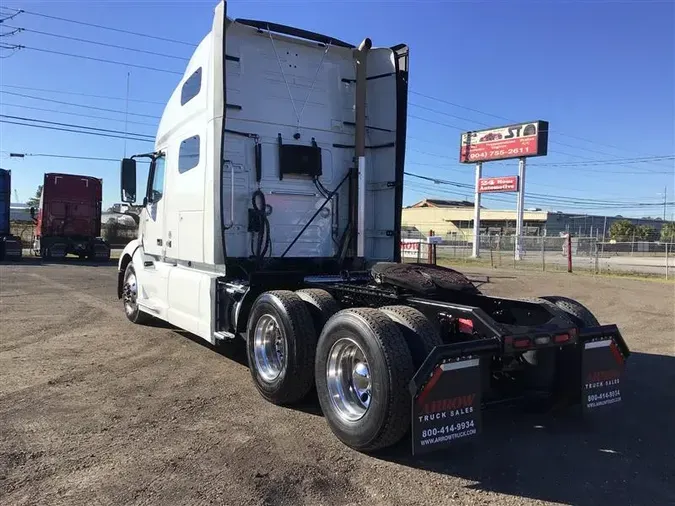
left=401, top=198, right=668, bottom=239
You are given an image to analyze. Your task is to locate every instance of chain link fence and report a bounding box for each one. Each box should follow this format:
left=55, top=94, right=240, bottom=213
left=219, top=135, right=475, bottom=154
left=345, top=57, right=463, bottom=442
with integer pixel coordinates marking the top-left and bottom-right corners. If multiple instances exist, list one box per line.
left=10, top=220, right=137, bottom=249
left=402, top=235, right=674, bottom=279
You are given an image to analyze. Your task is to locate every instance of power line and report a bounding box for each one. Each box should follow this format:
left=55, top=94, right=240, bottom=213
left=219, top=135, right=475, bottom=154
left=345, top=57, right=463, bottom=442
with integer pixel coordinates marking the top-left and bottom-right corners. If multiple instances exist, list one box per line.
left=0, top=43, right=183, bottom=75
left=0, top=118, right=155, bottom=143
left=0, top=83, right=166, bottom=105
left=1, top=101, right=158, bottom=128
left=0, top=9, right=21, bottom=23
left=403, top=171, right=669, bottom=207
left=2, top=5, right=668, bottom=173
left=1, top=151, right=149, bottom=163
left=410, top=90, right=672, bottom=164
left=0, top=117, right=155, bottom=143
left=0, top=7, right=196, bottom=47
left=407, top=145, right=673, bottom=174
left=0, top=113, right=155, bottom=139
left=0, top=90, right=162, bottom=119
left=3, top=25, right=191, bottom=61
left=4, top=151, right=116, bottom=162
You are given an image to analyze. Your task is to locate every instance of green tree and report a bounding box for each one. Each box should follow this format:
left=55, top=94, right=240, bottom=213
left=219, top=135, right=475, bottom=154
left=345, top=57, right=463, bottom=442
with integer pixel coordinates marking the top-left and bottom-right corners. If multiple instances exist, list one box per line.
left=608, top=219, right=635, bottom=241
left=26, top=185, right=43, bottom=208
left=661, top=222, right=675, bottom=242
left=635, top=225, right=656, bottom=241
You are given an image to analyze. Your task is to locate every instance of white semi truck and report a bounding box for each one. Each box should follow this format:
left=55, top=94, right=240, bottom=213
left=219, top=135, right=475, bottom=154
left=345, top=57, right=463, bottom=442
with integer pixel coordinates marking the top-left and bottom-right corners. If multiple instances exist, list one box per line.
left=117, top=1, right=629, bottom=455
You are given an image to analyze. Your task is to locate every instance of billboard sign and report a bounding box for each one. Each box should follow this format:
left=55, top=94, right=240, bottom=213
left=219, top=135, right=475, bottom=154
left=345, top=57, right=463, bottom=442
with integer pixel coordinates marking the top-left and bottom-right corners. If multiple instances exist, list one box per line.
left=460, top=120, right=549, bottom=164
left=478, top=176, right=519, bottom=193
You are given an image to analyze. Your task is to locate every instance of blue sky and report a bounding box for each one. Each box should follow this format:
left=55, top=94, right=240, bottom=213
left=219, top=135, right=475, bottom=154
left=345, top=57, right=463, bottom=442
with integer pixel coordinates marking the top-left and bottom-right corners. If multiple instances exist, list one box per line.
left=0, top=0, right=673, bottom=218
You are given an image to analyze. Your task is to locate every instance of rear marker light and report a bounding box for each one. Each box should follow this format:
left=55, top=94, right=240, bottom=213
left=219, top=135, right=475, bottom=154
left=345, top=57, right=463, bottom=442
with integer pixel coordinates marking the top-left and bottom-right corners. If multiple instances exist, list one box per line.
left=553, top=334, right=570, bottom=344
left=534, top=336, right=551, bottom=346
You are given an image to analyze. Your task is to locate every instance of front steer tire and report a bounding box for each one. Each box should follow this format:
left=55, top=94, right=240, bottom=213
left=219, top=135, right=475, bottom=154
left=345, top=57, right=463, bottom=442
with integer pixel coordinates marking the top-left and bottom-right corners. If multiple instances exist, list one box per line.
left=315, top=308, right=415, bottom=453
left=246, top=290, right=317, bottom=406
left=122, top=264, right=153, bottom=325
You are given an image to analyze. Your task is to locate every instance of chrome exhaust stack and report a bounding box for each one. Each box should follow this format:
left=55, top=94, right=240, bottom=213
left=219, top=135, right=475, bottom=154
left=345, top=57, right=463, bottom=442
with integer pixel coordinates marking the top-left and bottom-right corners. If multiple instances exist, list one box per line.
left=353, top=37, right=371, bottom=258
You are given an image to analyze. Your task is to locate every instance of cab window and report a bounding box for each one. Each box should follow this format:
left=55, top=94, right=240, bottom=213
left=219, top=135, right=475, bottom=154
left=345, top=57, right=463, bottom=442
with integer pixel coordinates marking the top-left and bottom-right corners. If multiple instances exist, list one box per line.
left=149, top=155, right=166, bottom=203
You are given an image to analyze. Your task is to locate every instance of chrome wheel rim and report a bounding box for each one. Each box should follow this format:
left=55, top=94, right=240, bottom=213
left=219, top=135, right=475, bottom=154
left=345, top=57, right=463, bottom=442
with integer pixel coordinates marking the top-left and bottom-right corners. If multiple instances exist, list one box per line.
left=326, top=338, right=371, bottom=422
left=253, top=314, right=286, bottom=382
left=123, top=271, right=138, bottom=315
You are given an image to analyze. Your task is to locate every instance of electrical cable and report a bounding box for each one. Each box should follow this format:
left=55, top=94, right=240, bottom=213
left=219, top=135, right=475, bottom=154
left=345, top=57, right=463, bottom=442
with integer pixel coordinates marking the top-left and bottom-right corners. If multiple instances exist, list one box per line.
left=2, top=25, right=191, bottom=61
left=0, top=7, right=196, bottom=46
left=1, top=5, right=667, bottom=172
left=0, top=83, right=166, bottom=105
left=1, top=101, right=158, bottom=128
left=0, top=90, right=162, bottom=119
left=0, top=113, right=155, bottom=139
left=0, top=151, right=150, bottom=163
left=0, top=118, right=155, bottom=142
left=1, top=43, right=183, bottom=75
left=410, top=90, right=674, bottom=165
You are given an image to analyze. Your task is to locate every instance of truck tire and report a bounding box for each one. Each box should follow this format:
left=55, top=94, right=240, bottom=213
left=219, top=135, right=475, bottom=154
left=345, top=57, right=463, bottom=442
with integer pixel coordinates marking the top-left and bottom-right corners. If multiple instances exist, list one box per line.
left=379, top=305, right=443, bottom=369
left=315, top=308, right=414, bottom=453
left=296, top=289, right=340, bottom=334
left=246, top=290, right=317, bottom=406
left=122, top=263, right=153, bottom=325
left=539, top=296, right=600, bottom=328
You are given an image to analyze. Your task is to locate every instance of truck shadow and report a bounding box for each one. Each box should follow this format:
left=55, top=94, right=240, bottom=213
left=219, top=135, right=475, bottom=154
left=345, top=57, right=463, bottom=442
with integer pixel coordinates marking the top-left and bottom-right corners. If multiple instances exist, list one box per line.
left=374, top=351, right=675, bottom=506
left=1, top=257, right=118, bottom=267
left=174, top=328, right=324, bottom=416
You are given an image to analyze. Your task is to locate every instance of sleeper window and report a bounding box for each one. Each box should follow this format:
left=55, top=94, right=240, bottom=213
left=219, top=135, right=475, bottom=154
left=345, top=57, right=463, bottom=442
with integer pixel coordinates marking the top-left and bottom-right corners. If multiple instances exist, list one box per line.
left=181, top=68, right=202, bottom=105
left=178, top=136, right=200, bottom=173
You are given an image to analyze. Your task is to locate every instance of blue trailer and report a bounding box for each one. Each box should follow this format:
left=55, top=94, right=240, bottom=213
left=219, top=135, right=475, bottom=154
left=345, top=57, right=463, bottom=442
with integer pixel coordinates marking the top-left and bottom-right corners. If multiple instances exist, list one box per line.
left=0, top=168, right=23, bottom=261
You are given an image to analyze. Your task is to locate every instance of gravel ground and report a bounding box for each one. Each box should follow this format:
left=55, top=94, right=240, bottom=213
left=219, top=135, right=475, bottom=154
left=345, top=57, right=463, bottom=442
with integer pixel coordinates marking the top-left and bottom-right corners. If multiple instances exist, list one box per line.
left=0, top=260, right=673, bottom=506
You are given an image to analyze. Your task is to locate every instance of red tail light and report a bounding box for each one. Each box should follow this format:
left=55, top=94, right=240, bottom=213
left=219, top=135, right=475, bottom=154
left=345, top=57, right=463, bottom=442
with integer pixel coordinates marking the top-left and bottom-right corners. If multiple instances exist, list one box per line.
left=513, top=337, right=531, bottom=349
left=554, top=333, right=570, bottom=344
left=458, top=318, right=474, bottom=334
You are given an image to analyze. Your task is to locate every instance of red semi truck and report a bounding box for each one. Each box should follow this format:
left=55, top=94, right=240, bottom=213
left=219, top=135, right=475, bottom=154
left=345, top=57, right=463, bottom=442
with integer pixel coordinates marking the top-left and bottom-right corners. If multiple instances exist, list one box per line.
left=31, top=173, right=110, bottom=260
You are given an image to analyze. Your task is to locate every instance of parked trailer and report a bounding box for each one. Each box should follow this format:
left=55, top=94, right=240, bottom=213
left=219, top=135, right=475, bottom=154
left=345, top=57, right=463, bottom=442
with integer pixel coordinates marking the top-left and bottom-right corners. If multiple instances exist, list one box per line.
left=0, top=168, right=23, bottom=261
left=32, top=173, right=110, bottom=261
left=115, top=1, right=629, bottom=455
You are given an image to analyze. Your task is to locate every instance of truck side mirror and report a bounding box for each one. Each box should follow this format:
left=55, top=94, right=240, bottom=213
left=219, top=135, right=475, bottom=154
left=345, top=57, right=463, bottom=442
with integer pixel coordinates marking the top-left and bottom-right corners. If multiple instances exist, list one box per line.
left=30, top=206, right=36, bottom=219
left=120, top=158, right=137, bottom=203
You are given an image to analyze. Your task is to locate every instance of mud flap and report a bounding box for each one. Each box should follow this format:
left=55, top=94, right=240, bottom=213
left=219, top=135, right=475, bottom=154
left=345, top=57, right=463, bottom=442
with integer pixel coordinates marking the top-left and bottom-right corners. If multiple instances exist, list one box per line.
left=47, top=243, right=67, bottom=259
left=92, top=240, right=111, bottom=261
left=409, top=338, right=500, bottom=455
left=580, top=325, right=629, bottom=413
left=1, top=236, right=22, bottom=260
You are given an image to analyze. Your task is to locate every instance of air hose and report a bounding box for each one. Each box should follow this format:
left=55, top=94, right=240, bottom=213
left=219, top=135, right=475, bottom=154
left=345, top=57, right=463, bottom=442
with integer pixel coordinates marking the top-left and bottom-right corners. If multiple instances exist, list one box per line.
left=250, top=189, right=271, bottom=263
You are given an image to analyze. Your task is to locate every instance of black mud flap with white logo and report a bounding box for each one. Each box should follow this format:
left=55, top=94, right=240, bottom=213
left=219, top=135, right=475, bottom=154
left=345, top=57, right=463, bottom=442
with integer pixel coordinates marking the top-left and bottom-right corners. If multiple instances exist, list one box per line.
left=409, top=338, right=500, bottom=456
left=580, top=325, right=629, bottom=413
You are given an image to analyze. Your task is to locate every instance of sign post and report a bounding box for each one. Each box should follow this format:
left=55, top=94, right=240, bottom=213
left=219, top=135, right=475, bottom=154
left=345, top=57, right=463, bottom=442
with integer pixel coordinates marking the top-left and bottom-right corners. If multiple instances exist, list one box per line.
left=515, top=157, right=527, bottom=261
left=472, top=163, right=482, bottom=258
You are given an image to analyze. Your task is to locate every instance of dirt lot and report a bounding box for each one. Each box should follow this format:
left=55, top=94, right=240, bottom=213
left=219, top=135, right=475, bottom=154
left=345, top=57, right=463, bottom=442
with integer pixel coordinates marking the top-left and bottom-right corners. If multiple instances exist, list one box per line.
left=1, top=261, right=673, bottom=506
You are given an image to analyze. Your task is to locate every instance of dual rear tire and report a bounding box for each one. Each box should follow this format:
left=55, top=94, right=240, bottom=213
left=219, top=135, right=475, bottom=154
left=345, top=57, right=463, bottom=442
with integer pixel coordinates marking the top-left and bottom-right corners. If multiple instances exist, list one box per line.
left=246, top=290, right=443, bottom=452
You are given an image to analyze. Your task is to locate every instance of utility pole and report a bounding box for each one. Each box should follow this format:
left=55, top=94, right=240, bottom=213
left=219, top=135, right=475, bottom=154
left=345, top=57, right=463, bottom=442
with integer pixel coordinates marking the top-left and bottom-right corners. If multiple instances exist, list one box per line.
left=663, top=186, right=667, bottom=221
left=123, top=71, right=131, bottom=157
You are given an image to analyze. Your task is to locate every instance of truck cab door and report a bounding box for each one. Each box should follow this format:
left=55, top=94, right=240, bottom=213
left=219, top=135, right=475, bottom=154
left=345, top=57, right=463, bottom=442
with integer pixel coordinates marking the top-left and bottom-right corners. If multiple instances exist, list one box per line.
left=141, top=155, right=166, bottom=259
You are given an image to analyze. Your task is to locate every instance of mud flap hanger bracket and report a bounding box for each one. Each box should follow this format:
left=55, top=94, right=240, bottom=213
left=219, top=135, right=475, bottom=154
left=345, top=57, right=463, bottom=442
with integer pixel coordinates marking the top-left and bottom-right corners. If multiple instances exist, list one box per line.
left=578, top=324, right=630, bottom=358
left=409, top=337, right=501, bottom=397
